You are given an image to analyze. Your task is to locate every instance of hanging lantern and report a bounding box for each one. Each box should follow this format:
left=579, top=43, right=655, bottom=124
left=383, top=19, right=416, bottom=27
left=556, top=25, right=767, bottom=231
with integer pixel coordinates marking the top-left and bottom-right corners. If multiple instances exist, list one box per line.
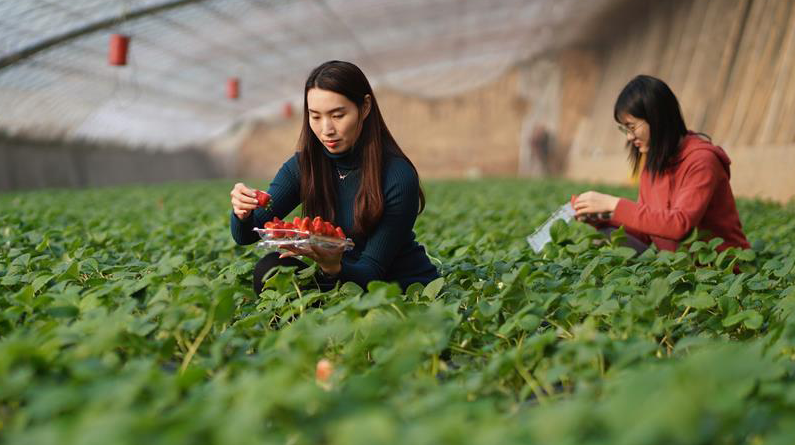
left=227, top=77, right=240, bottom=100
left=108, top=34, right=130, bottom=66
left=282, top=102, right=293, bottom=118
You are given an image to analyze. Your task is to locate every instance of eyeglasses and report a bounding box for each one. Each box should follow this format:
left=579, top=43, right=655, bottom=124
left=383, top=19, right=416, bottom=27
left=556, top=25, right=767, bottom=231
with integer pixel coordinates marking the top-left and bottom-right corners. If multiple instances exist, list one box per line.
left=617, top=121, right=645, bottom=136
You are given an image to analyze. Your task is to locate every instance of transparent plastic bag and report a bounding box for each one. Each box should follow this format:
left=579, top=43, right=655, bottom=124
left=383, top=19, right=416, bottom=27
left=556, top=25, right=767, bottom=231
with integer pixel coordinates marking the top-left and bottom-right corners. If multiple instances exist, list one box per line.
left=253, top=227, right=355, bottom=251
left=526, top=202, right=576, bottom=253
left=526, top=202, right=613, bottom=253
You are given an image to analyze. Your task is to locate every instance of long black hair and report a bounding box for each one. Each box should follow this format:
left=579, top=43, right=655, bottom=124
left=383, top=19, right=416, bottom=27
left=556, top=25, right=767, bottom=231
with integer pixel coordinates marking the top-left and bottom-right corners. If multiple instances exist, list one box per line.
left=297, top=60, right=425, bottom=236
left=614, top=75, right=688, bottom=179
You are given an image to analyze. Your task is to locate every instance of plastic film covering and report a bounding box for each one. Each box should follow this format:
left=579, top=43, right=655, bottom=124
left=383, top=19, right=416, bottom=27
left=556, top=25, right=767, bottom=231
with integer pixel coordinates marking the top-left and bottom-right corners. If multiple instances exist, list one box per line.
left=0, top=0, right=618, bottom=148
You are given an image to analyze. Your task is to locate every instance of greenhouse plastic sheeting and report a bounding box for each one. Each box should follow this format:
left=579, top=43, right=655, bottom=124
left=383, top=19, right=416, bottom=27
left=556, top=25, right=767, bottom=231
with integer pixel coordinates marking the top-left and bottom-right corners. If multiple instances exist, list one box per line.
left=0, top=0, right=618, bottom=147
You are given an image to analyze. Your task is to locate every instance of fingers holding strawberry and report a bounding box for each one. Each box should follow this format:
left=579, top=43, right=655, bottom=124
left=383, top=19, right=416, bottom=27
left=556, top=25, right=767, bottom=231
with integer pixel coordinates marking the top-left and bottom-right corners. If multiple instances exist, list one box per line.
left=573, top=191, right=620, bottom=221
left=230, top=183, right=273, bottom=221
left=230, top=182, right=259, bottom=220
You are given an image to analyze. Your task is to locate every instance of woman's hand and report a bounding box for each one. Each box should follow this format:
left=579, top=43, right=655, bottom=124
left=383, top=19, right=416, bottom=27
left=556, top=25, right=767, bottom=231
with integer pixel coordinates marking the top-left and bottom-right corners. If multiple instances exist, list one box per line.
left=230, top=182, right=259, bottom=221
left=279, top=244, right=344, bottom=276
left=573, top=191, right=620, bottom=219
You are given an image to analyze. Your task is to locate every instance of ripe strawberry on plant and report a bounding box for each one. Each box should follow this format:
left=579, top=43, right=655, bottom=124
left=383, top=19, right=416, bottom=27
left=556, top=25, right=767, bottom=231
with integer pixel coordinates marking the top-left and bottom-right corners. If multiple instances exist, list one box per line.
left=316, top=358, right=333, bottom=390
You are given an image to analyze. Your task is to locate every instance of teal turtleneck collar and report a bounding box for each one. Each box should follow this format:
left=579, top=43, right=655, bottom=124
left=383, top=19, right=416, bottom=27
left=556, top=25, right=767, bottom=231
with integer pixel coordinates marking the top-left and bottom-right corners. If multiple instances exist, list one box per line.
left=322, top=140, right=362, bottom=171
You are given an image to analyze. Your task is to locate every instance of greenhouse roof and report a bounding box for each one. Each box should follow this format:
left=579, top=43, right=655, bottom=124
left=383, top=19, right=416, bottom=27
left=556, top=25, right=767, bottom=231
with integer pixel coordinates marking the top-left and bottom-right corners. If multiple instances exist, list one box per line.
left=0, top=0, right=618, bottom=147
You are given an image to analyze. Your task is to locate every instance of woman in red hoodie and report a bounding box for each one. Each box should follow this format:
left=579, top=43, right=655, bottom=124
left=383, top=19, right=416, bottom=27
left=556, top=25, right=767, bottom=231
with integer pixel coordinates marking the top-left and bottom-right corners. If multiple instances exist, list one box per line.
left=573, top=75, right=750, bottom=253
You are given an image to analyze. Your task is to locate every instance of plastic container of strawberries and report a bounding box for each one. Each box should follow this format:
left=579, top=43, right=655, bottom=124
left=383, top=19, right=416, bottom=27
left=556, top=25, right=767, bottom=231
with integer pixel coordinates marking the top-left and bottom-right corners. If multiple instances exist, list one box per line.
left=253, top=227, right=355, bottom=251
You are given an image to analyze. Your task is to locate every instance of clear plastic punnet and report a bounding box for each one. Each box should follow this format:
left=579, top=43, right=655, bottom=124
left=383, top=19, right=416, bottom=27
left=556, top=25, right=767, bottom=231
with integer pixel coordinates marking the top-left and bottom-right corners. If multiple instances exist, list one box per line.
left=526, top=202, right=576, bottom=253
left=253, top=227, right=355, bottom=251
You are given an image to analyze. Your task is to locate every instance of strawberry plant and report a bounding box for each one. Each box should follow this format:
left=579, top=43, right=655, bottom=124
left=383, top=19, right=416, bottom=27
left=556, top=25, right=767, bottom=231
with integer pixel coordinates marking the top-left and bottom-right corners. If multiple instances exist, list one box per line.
left=1, top=179, right=794, bottom=445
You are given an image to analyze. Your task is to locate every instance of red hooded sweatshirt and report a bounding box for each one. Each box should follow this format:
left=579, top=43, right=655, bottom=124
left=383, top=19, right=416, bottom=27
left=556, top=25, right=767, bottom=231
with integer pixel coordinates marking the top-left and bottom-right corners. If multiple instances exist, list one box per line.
left=612, top=132, right=750, bottom=252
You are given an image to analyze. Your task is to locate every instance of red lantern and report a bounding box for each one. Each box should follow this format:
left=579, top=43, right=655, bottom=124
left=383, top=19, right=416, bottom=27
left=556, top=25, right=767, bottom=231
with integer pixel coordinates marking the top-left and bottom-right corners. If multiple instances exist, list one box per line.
left=227, top=77, right=240, bottom=100
left=282, top=102, right=293, bottom=118
left=108, top=34, right=130, bottom=66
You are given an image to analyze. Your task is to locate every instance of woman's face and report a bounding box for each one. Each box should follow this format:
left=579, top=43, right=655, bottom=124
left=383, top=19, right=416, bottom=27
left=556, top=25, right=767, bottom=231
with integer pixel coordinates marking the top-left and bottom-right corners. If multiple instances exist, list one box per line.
left=618, top=114, right=650, bottom=154
left=307, top=88, right=370, bottom=155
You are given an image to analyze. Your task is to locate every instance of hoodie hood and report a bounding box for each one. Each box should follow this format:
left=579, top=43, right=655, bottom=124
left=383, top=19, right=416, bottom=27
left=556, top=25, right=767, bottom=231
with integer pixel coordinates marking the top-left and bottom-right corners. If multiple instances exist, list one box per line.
left=678, top=131, right=732, bottom=178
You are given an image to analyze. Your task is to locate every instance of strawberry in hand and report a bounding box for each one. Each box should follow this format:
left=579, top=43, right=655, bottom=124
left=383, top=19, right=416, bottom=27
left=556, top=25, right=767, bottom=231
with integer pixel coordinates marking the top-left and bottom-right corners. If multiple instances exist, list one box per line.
left=255, top=190, right=271, bottom=208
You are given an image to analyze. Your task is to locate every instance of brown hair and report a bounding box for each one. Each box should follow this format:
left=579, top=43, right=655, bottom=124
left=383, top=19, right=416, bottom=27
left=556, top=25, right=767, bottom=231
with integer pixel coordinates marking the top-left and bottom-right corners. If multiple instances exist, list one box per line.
left=297, top=60, right=425, bottom=236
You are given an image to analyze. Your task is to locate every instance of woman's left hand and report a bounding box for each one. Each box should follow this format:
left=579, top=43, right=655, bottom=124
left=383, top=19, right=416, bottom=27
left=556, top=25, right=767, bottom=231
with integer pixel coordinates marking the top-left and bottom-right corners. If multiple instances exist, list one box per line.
left=573, top=191, right=620, bottom=219
left=279, top=244, right=344, bottom=276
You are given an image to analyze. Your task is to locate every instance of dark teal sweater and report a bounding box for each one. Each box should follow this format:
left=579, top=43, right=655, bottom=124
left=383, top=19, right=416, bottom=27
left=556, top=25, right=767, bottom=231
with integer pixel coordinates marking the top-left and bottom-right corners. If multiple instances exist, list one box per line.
left=230, top=146, right=438, bottom=290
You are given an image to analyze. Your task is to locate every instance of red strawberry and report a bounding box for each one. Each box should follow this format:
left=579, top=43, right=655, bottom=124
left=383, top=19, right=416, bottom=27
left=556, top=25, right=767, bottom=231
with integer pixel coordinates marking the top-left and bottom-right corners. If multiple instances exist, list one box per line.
left=312, top=219, right=323, bottom=235
left=299, top=217, right=311, bottom=232
left=264, top=222, right=275, bottom=229
left=323, top=221, right=335, bottom=237
left=335, top=227, right=346, bottom=239
left=571, top=194, right=577, bottom=206
left=299, top=217, right=311, bottom=237
left=316, top=359, right=333, bottom=383
left=255, top=190, right=271, bottom=208
left=292, top=216, right=301, bottom=226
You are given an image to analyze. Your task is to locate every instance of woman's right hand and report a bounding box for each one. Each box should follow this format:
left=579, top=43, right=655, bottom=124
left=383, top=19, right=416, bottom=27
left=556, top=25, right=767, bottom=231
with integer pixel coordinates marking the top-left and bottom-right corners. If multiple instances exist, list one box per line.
left=230, top=182, right=259, bottom=221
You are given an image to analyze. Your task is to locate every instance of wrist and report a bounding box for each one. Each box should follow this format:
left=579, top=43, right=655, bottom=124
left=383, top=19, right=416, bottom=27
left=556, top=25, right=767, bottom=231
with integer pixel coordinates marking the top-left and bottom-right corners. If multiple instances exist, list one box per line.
left=320, top=262, right=341, bottom=277
left=234, top=210, right=251, bottom=222
left=610, top=196, right=621, bottom=212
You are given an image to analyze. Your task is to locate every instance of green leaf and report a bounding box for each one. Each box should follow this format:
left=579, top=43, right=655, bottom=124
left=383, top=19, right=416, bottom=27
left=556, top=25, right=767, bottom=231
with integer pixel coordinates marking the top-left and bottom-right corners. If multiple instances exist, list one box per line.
left=180, top=275, right=207, bottom=287
left=46, top=305, right=79, bottom=318
left=722, top=310, right=761, bottom=328
left=679, top=292, right=716, bottom=310
left=59, top=261, right=80, bottom=281
left=774, top=257, right=795, bottom=278
left=422, top=277, right=445, bottom=300
left=565, top=239, right=589, bottom=254
left=228, top=260, right=253, bottom=277
left=579, top=256, right=600, bottom=282
left=743, top=310, right=763, bottom=330
left=698, top=250, right=717, bottom=264
left=549, top=219, right=568, bottom=244
left=592, top=299, right=619, bottom=316
left=9, top=285, right=34, bottom=308
left=645, top=278, right=670, bottom=308
left=214, top=288, right=236, bottom=325
left=727, top=273, right=746, bottom=299
left=477, top=299, right=502, bottom=319
left=736, top=249, right=756, bottom=262
left=695, top=269, right=719, bottom=282
left=612, top=247, right=637, bottom=260
left=1, top=274, right=20, bottom=286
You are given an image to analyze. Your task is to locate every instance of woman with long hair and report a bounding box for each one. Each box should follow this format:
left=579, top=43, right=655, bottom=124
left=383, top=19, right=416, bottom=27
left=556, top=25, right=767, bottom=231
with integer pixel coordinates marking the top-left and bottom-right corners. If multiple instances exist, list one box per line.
left=573, top=75, right=750, bottom=253
left=230, top=60, right=439, bottom=295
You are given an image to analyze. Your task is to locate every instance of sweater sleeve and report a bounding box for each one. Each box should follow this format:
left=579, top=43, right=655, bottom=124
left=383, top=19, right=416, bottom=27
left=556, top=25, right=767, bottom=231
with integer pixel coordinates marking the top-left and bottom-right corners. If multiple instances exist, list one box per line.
left=337, top=159, right=419, bottom=288
left=621, top=180, right=653, bottom=245
left=612, top=152, right=720, bottom=240
left=230, top=155, right=302, bottom=245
